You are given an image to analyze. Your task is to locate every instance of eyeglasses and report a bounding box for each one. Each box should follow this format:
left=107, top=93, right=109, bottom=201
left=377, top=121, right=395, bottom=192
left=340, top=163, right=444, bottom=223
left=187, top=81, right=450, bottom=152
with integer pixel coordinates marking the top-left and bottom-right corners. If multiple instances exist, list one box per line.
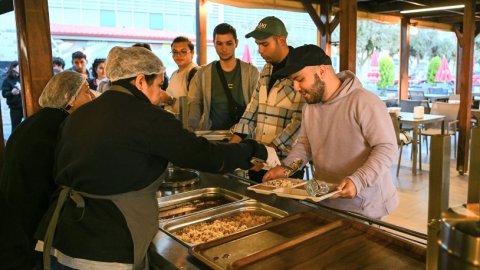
left=171, top=50, right=190, bottom=56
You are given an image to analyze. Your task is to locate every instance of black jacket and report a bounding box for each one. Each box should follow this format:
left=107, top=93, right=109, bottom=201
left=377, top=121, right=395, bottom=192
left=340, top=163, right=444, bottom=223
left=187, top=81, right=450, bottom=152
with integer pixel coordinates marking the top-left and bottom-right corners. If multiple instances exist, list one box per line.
left=1, top=75, right=22, bottom=109
left=36, top=86, right=266, bottom=263
left=0, top=108, right=69, bottom=267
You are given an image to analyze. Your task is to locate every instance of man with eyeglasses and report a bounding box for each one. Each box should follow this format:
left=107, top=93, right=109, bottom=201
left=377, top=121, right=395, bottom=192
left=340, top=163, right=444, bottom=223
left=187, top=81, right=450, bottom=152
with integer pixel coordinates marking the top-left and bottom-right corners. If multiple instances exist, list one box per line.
left=188, top=23, right=259, bottom=131
left=165, top=36, right=199, bottom=113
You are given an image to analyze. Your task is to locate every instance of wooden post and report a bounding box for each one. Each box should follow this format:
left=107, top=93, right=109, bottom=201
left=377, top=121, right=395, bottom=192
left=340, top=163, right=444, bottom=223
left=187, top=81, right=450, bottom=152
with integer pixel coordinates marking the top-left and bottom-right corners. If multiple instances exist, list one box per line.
left=195, top=0, right=207, bottom=65
left=457, top=0, right=475, bottom=174
left=339, top=0, right=356, bottom=73
left=319, top=0, right=332, bottom=55
left=468, top=127, right=480, bottom=203
left=14, top=0, right=53, bottom=117
left=427, top=134, right=451, bottom=270
left=454, top=38, right=462, bottom=95
left=399, top=18, right=410, bottom=101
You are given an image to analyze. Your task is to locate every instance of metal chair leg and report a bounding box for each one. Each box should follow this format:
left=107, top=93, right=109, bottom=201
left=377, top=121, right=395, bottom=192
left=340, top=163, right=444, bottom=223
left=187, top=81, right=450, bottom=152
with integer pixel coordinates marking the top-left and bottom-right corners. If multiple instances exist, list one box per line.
left=397, top=144, right=403, bottom=176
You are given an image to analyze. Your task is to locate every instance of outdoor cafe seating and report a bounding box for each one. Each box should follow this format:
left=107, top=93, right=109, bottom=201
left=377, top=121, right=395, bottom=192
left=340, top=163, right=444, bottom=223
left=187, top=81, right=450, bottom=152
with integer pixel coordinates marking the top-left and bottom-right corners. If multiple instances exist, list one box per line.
left=420, top=101, right=460, bottom=157
left=409, top=90, right=426, bottom=101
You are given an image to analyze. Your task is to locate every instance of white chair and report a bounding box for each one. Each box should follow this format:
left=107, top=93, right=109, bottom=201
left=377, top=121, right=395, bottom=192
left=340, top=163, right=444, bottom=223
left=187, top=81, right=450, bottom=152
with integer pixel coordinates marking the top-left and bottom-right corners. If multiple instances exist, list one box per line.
left=421, top=102, right=459, bottom=157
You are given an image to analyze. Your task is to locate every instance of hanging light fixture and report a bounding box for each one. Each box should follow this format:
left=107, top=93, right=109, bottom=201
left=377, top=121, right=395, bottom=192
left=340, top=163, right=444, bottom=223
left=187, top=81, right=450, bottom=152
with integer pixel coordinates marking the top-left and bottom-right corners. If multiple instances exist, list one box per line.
left=400, top=4, right=464, bottom=14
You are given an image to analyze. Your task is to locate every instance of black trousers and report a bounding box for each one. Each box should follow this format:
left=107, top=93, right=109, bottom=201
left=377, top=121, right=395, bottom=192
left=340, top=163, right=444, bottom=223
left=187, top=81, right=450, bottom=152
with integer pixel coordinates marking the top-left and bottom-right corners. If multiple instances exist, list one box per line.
left=248, top=167, right=305, bottom=183
left=10, top=107, right=23, bottom=132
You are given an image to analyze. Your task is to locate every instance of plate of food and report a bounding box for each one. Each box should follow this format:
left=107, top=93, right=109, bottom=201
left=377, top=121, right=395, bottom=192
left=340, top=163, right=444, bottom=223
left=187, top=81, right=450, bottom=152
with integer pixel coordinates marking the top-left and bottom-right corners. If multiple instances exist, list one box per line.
left=247, top=178, right=306, bottom=195
left=274, top=184, right=339, bottom=203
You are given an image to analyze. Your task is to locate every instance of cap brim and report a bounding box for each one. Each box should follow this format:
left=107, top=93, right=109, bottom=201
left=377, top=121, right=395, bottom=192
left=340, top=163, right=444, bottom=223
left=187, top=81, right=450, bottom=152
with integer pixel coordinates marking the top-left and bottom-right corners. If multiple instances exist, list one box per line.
left=275, top=64, right=305, bottom=79
left=245, top=30, right=272, bottom=40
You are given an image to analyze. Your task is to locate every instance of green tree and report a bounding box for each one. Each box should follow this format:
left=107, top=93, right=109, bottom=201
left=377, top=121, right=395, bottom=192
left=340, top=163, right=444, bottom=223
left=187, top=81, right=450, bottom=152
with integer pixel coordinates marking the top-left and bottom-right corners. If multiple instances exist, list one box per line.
left=377, top=55, right=394, bottom=88
left=427, top=56, right=441, bottom=83
left=356, top=20, right=399, bottom=69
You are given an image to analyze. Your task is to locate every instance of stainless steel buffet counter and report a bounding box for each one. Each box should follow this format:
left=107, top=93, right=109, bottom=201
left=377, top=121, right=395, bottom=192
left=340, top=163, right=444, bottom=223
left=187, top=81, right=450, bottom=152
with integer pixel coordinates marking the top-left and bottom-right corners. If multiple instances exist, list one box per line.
left=149, top=172, right=426, bottom=270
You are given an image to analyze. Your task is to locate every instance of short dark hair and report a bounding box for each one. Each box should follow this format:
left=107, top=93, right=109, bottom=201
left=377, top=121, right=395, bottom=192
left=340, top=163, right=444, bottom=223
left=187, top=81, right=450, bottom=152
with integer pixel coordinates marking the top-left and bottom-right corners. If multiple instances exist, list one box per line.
left=6, top=61, right=19, bottom=77
left=71, top=51, right=87, bottom=61
left=213, top=23, right=237, bottom=41
left=52, top=57, right=65, bottom=69
left=91, top=58, right=106, bottom=78
left=132, top=43, right=152, bottom=51
left=171, top=36, right=194, bottom=51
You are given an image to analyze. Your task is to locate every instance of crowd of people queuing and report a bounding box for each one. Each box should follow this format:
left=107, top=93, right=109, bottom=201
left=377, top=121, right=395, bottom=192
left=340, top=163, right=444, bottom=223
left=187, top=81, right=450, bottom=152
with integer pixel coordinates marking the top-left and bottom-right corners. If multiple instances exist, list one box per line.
left=0, top=16, right=398, bottom=270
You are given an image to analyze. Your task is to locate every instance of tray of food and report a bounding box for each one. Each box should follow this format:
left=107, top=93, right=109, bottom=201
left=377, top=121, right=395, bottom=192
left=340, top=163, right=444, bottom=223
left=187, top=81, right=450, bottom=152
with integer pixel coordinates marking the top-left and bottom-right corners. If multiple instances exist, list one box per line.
left=190, top=211, right=426, bottom=270
left=159, top=200, right=288, bottom=247
left=195, top=130, right=232, bottom=141
left=189, top=211, right=337, bottom=270
left=247, top=178, right=306, bottom=195
left=157, top=187, right=249, bottom=221
left=274, top=182, right=340, bottom=203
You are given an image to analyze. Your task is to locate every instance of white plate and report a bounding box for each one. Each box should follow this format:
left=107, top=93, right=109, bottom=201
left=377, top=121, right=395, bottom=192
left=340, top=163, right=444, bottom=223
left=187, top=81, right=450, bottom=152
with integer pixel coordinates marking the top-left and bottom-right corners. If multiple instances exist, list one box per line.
left=202, top=134, right=228, bottom=141
left=274, top=187, right=339, bottom=203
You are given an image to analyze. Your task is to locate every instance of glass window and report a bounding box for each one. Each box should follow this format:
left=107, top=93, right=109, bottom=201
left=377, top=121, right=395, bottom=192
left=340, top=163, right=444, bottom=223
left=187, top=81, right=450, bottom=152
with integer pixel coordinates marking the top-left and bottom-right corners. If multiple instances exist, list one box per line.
left=117, top=11, right=133, bottom=28
left=164, top=14, right=177, bottom=31
left=134, top=12, right=149, bottom=29
left=100, top=10, right=115, bottom=27
left=63, top=8, right=80, bottom=25
left=180, top=15, right=194, bottom=34
left=82, top=9, right=99, bottom=26
left=49, top=7, right=62, bottom=24
left=149, top=13, right=164, bottom=30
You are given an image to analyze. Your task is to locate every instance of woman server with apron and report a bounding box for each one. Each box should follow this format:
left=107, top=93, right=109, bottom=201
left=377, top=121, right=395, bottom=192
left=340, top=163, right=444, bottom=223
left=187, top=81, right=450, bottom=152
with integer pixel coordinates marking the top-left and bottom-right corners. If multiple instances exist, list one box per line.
left=35, top=46, right=275, bottom=270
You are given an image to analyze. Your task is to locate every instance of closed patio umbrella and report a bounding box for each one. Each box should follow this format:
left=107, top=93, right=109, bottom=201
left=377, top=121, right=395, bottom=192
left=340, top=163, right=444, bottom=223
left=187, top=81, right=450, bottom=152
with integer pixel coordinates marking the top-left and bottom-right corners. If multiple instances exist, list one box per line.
left=241, top=44, right=252, bottom=64
left=435, top=55, right=453, bottom=83
left=367, top=49, right=380, bottom=83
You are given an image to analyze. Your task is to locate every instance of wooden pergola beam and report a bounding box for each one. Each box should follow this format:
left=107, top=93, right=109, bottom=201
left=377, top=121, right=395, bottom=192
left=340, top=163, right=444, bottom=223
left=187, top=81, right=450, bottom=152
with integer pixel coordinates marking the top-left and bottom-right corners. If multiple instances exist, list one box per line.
left=457, top=0, right=475, bottom=174
left=399, top=18, right=410, bottom=101
left=195, top=0, right=207, bottom=65
left=339, top=0, right=357, bottom=73
left=14, top=0, right=53, bottom=117
left=319, top=0, right=332, bottom=55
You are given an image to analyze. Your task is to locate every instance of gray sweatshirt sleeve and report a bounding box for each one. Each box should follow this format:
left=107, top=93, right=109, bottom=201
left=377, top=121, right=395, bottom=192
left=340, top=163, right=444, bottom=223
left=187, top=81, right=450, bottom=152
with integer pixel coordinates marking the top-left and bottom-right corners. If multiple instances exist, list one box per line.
left=348, top=97, right=398, bottom=194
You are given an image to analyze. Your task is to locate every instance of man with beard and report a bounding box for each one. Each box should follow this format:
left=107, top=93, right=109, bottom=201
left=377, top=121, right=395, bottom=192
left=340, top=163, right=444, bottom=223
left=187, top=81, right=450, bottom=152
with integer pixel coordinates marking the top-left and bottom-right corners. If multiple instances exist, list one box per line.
left=230, top=16, right=306, bottom=182
left=263, top=45, right=399, bottom=219
left=188, top=23, right=259, bottom=130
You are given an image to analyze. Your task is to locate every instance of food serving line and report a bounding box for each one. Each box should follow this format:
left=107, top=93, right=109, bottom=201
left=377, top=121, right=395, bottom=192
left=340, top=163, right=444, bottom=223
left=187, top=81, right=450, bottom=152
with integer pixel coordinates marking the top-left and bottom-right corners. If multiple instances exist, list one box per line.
left=148, top=171, right=427, bottom=270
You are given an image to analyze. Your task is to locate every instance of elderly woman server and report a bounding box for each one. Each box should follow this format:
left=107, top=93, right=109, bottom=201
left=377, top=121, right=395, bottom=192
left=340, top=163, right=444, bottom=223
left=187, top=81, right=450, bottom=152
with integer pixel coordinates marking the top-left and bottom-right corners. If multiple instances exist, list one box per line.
left=35, top=46, right=277, bottom=270
left=0, top=71, right=95, bottom=268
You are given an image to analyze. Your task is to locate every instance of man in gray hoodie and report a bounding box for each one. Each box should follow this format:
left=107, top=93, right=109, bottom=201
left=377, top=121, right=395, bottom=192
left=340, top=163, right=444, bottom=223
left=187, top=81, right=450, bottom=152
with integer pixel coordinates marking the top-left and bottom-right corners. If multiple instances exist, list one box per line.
left=263, top=45, right=399, bottom=219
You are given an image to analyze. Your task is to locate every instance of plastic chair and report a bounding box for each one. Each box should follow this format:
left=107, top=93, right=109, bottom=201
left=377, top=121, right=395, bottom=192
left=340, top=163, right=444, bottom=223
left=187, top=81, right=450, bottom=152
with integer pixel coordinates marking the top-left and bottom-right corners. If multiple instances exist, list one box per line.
left=390, top=112, right=413, bottom=176
left=421, top=102, right=459, bottom=157
left=409, top=90, right=426, bottom=101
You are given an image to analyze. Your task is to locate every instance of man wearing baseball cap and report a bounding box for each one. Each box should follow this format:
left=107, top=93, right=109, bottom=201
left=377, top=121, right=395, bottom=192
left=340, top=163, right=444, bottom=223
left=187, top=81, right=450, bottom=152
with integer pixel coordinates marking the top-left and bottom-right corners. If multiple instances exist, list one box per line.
left=231, top=16, right=306, bottom=182
left=264, top=44, right=399, bottom=219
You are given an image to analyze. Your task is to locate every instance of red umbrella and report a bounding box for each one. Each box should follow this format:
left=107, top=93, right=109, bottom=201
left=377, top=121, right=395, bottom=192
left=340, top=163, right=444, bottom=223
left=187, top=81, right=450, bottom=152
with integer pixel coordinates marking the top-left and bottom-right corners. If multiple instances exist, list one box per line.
left=241, top=44, right=252, bottom=64
left=435, top=55, right=453, bottom=83
left=367, top=49, right=379, bottom=83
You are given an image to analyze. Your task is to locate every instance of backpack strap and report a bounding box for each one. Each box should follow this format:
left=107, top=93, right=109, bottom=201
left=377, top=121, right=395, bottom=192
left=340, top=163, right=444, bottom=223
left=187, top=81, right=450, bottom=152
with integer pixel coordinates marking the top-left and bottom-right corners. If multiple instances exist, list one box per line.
left=186, top=66, right=200, bottom=91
